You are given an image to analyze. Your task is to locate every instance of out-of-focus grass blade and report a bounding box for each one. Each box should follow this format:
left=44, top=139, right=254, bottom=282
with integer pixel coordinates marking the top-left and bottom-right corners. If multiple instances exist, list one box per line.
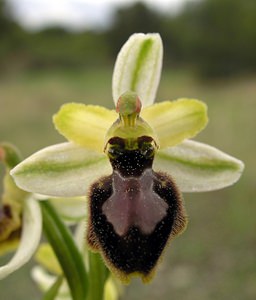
left=41, top=201, right=88, bottom=300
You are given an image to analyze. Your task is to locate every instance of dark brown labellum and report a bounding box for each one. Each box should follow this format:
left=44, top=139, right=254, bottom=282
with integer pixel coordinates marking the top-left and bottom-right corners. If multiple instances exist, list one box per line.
left=87, top=136, right=187, bottom=283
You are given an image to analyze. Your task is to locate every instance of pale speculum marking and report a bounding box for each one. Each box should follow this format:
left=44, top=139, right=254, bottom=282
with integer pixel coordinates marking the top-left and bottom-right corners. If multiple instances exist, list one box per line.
left=102, top=168, right=168, bottom=236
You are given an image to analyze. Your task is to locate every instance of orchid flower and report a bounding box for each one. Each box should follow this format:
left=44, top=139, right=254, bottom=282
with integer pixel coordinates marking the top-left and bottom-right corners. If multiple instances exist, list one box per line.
left=10, top=33, right=244, bottom=283
left=0, top=143, right=42, bottom=279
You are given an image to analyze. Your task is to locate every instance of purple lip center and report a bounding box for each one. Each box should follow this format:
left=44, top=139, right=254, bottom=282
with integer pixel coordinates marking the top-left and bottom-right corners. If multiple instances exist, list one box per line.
left=102, top=168, right=168, bottom=236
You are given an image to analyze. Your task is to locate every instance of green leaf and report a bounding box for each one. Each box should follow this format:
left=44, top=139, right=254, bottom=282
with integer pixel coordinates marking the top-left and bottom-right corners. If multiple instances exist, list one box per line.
left=41, top=201, right=88, bottom=300
left=42, top=275, right=64, bottom=300
left=112, top=33, right=163, bottom=107
left=154, top=140, right=244, bottom=192
left=11, top=142, right=112, bottom=197
left=53, top=103, right=117, bottom=152
left=141, top=98, right=208, bottom=149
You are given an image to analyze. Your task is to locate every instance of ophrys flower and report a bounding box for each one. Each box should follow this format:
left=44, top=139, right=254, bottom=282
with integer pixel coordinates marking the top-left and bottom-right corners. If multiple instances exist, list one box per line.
left=0, top=143, right=42, bottom=279
left=10, top=33, right=244, bottom=283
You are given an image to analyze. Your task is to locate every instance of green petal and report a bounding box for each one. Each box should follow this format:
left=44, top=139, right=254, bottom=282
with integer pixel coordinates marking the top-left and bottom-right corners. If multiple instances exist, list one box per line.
left=53, top=103, right=117, bottom=152
left=141, top=98, right=208, bottom=148
left=154, top=140, right=244, bottom=192
left=112, top=33, right=163, bottom=107
left=11, top=143, right=112, bottom=197
left=0, top=197, right=42, bottom=279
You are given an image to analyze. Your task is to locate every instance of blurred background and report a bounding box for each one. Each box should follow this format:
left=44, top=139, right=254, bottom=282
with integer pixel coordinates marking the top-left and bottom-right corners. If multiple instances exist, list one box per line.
left=0, top=0, right=255, bottom=299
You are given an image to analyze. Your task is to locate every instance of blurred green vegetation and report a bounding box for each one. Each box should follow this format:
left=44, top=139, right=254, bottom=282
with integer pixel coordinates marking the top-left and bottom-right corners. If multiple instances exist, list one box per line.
left=0, top=0, right=256, bottom=77
left=1, top=0, right=256, bottom=299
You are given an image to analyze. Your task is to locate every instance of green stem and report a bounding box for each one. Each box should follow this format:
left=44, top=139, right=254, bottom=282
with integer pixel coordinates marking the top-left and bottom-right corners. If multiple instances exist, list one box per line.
left=87, top=251, right=109, bottom=300
left=41, top=201, right=88, bottom=300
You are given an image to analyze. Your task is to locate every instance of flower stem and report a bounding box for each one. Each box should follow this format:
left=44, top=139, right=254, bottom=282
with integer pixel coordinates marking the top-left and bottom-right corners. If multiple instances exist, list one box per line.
left=41, top=201, right=88, bottom=300
left=87, top=251, right=109, bottom=300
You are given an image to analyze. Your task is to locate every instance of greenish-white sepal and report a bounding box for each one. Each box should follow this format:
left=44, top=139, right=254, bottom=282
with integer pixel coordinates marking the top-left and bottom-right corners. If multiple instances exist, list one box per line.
left=10, top=142, right=112, bottom=197
left=31, top=266, right=71, bottom=300
left=50, top=197, right=87, bottom=223
left=112, top=33, right=163, bottom=107
left=0, top=197, right=42, bottom=279
left=154, top=140, right=244, bottom=192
